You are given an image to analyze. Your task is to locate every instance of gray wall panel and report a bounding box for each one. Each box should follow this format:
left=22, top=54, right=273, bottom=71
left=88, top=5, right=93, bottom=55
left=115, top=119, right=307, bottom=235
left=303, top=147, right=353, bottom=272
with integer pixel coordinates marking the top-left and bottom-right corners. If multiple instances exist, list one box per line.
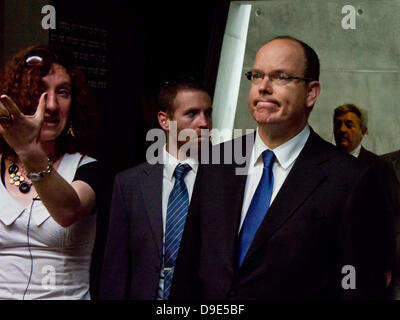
left=227, top=0, right=400, bottom=154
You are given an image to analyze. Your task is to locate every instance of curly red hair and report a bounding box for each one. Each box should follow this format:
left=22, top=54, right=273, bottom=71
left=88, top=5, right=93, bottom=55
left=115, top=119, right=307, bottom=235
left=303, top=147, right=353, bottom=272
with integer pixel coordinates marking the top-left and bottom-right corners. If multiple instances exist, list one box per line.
left=0, top=45, right=99, bottom=156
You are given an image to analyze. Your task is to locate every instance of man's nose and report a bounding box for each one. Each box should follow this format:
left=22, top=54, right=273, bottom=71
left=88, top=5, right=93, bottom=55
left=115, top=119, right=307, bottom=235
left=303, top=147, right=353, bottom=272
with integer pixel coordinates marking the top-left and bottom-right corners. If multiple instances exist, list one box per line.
left=198, top=112, right=209, bottom=129
left=339, top=123, right=348, bottom=132
left=258, top=76, right=273, bottom=94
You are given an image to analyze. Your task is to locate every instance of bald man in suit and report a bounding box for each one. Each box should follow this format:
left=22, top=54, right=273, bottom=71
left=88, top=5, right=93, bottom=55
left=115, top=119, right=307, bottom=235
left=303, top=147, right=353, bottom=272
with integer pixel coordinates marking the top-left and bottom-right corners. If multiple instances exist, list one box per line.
left=170, top=36, right=389, bottom=300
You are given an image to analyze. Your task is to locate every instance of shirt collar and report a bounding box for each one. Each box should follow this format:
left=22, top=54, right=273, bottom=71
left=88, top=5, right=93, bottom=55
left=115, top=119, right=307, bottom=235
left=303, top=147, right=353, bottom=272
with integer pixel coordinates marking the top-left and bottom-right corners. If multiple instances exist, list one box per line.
left=162, top=145, right=198, bottom=181
left=350, top=143, right=362, bottom=158
left=253, top=125, right=310, bottom=169
left=0, top=189, right=26, bottom=226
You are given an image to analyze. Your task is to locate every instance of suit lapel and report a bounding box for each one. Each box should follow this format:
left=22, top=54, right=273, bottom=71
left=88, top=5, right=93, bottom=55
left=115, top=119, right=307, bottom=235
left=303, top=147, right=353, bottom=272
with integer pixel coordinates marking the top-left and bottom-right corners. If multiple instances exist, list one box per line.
left=358, top=147, right=367, bottom=162
left=358, top=147, right=375, bottom=166
left=392, top=157, right=400, bottom=185
left=140, top=163, right=164, bottom=259
left=242, top=131, right=328, bottom=266
left=221, top=133, right=255, bottom=268
left=225, top=164, right=248, bottom=259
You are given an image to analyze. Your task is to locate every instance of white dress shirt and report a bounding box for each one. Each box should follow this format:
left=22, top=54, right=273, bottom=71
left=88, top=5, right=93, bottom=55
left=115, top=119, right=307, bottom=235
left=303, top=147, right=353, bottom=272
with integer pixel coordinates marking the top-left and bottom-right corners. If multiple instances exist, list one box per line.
left=157, top=145, right=198, bottom=299
left=350, top=143, right=362, bottom=158
left=239, top=125, right=310, bottom=231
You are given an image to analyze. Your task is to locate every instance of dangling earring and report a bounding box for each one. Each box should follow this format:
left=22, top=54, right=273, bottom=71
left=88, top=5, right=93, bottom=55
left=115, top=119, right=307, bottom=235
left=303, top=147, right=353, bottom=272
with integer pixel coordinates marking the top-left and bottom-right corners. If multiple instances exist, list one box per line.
left=67, top=121, right=75, bottom=138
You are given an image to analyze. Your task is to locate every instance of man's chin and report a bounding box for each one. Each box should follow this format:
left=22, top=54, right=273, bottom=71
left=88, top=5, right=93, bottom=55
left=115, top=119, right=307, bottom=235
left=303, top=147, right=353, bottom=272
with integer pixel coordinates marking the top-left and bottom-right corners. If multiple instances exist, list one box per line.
left=335, top=140, right=348, bottom=149
left=180, top=137, right=209, bottom=146
left=252, top=111, right=282, bottom=125
left=197, top=136, right=210, bottom=143
left=336, top=143, right=350, bottom=153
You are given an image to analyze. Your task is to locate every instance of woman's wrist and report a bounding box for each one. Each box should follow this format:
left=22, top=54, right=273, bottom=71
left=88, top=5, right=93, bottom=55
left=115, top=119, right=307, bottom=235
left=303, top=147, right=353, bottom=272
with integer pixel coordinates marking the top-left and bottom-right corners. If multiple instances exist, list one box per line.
left=16, top=145, right=49, bottom=173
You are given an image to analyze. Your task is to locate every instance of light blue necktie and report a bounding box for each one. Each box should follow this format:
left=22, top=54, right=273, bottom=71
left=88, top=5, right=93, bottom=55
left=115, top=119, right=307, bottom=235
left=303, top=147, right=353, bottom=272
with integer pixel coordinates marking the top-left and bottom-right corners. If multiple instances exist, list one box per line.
left=237, top=150, right=275, bottom=267
left=163, top=163, right=191, bottom=299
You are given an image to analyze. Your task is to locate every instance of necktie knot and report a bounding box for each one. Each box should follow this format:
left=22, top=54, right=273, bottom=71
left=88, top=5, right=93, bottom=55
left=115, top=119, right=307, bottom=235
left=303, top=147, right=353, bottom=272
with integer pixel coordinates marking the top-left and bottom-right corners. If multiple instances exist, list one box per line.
left=174, top=164, right=191, bottom=181
left=237, top=149, right=275, bottom=267
left=262, top=150, right=275, bottom=169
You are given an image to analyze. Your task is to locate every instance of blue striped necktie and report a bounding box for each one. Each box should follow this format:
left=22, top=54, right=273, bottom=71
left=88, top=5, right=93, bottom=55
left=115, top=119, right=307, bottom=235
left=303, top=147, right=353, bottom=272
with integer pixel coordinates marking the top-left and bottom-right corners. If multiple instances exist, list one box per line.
left=237, top=149, right=275, bottom=267
left=163, top=163, right=192, bottom=299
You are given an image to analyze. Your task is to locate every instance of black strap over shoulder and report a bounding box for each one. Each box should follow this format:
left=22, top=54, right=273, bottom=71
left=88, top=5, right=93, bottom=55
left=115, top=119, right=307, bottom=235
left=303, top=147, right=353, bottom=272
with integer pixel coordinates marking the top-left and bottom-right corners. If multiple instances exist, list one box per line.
left=1, top=153, right=6, bottom=187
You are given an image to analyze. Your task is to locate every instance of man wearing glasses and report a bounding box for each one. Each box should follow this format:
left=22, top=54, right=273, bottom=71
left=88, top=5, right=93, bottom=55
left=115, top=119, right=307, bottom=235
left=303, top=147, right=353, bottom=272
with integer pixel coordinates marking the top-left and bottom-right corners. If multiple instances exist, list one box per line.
left=170, top=36, right=389, bottom=299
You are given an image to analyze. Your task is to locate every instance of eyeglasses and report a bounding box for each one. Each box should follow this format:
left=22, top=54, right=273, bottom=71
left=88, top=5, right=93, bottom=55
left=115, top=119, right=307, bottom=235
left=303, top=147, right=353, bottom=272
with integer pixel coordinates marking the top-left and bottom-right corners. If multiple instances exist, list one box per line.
left=245, top=71, right=314, bottom=86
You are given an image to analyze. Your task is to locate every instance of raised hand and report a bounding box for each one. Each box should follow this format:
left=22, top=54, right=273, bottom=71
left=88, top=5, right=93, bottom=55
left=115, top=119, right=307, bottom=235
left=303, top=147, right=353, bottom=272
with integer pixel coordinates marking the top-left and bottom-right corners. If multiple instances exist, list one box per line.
left=0, top=92, right=47, bottom=154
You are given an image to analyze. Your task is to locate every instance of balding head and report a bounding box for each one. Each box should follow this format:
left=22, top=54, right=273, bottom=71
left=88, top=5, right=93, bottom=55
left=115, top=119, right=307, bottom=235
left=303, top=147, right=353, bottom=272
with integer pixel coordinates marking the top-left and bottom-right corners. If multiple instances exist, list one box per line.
left=247, top=36, right=321, bottom=147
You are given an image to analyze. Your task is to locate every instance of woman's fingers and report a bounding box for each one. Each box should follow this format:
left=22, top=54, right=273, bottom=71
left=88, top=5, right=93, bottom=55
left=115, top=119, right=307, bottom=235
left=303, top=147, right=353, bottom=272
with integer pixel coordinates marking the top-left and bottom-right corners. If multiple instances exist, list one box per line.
left=0, top=95, right=23, bottom=119
left=0, top=97, right=13, bottom=127
left=35, top=92, right=47, bottom=121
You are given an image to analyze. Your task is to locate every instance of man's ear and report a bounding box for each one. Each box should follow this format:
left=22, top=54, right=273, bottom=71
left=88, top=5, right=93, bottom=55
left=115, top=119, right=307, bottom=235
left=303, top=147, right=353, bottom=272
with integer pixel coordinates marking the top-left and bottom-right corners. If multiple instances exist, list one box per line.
left=362, top=127, right=368, bottom=136
left=158, top=111, right=169, bottom=131
left=306, top=81, right=321, bottom=109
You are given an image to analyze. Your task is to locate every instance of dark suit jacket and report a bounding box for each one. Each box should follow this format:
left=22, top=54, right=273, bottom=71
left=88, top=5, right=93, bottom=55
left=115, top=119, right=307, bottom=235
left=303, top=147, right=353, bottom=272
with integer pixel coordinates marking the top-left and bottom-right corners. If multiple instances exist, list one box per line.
left=99, top=162, right=164, bottom=300
left=382, top=150, right=400, bottom=184
left=381, top=149, right=400, bottom=298
left=358, top=147, right=396, bottom=271
left=358, top=146, right=380, bottom=166
left=359, top=146, right=396, bottom=185
left=170, top=129, right=388, bottom=300
left=381, top=149, right=400, bottom=204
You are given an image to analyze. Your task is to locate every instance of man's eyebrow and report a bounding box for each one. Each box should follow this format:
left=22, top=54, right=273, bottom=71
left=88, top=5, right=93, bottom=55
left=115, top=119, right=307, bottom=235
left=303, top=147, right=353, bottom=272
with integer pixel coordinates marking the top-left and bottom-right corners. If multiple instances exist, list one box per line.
left=184, top=107, right=200, bottom=113
left=252, top=68, right=288, bottom=74
left=270, top=69, right=289, bottom=74
left=184, top=106, right=213, bottom=112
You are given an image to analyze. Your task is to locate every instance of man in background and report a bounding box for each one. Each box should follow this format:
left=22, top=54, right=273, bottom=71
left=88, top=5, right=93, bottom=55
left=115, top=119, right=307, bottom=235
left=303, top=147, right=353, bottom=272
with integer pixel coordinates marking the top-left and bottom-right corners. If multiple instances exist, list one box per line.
left=100, top=77, right=212, bottom=299
left=334, top=103, right=396, bottom=288
left=334, top=103, right=375, bottom=162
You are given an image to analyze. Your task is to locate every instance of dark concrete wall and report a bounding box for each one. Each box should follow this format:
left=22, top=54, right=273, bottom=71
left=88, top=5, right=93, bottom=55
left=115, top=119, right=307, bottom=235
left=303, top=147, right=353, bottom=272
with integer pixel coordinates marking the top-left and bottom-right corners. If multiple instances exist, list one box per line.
left=2, top=0, right=49, bottom=66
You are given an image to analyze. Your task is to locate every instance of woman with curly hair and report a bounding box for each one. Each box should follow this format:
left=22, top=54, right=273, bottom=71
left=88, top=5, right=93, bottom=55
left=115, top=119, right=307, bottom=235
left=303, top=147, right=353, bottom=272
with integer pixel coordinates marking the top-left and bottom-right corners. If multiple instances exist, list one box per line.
left=0, top=45, right=103, bottom=299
